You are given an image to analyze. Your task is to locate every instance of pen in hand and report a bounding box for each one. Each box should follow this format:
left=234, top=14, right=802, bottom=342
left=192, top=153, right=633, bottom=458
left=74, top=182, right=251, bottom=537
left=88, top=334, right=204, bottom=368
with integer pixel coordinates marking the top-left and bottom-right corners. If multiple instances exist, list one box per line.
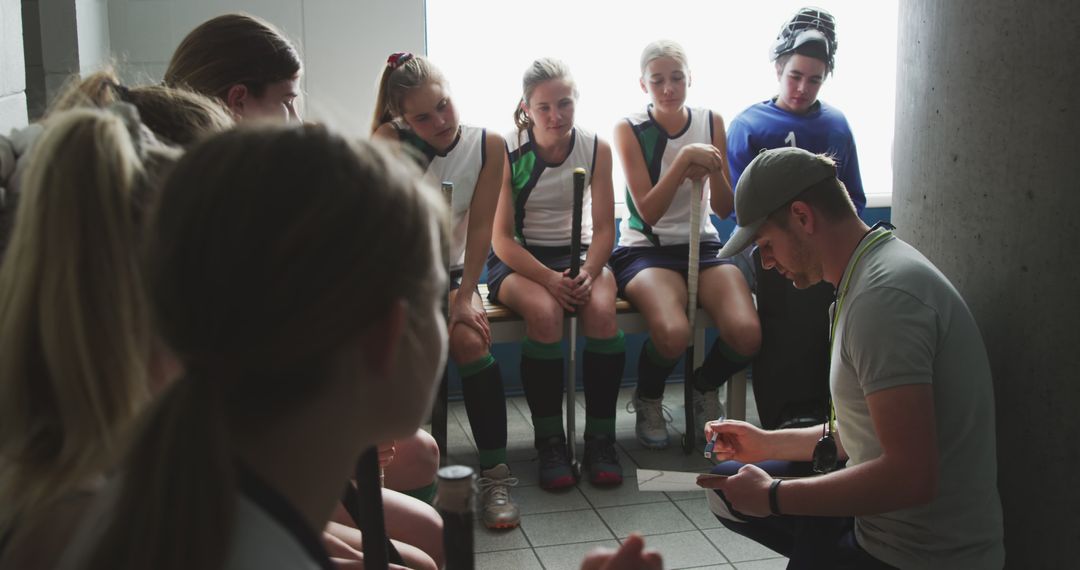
left=703, top=416, right=725, bottom=459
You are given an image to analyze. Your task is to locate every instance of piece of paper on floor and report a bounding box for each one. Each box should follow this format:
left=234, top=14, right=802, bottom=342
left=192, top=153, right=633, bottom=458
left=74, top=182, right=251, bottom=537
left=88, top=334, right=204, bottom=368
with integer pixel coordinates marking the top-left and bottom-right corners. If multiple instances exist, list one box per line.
left=636, top=468, right=723, bottom=492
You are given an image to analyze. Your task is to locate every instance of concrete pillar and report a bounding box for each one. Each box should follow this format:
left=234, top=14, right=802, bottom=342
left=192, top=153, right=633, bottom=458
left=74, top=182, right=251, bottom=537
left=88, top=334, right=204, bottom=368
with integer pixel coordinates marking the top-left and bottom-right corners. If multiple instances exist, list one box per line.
left=0, top=0, right=27, bottom=130
left=20, top=0, right=109, bottom=117
left=893, top=1, right=1079, bottom=566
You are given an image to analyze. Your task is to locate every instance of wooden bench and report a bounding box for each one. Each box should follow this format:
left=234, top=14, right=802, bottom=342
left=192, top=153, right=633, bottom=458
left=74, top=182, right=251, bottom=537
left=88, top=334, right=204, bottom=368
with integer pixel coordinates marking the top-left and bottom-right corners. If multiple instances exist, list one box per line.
left=430, top=284, right=748, bottom=458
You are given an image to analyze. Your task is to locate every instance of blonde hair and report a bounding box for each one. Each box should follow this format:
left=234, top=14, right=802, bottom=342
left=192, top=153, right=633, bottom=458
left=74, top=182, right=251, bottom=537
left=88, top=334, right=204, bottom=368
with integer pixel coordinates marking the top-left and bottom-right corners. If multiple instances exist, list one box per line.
left=0, top=108, right=161, bottom=536
left=83, top=125, right=446, bottom=570
left=640, top=39, right=690, bottom=76
left=513, top=57, right=578, bottom=131
left=371, top=54, right=448, bottom=134
left=49, top=69, right=234, bottom=146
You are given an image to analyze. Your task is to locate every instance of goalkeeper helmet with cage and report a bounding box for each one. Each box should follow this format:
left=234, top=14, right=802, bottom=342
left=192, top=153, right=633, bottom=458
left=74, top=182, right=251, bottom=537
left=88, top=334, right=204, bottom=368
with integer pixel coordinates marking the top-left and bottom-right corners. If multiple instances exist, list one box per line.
left=770, top=7, right=838, bottom=72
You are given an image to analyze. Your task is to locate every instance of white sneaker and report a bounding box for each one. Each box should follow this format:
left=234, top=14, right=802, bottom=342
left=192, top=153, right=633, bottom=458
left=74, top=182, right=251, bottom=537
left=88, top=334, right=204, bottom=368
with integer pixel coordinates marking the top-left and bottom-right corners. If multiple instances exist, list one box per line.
left=627, top=391, right=671, bottom=449
left=692, top=387, right=725, bottom=443
left=476, top=464, right=520, bottom=529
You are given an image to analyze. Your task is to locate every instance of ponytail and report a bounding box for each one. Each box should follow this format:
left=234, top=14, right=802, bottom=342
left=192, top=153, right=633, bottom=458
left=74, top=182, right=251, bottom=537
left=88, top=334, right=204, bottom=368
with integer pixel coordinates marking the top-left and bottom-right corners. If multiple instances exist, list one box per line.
left=85, top=376, right=234, bottom=570
left=48, top=68, right=233, bottom=148
left=371, top=63, right=398, bottom=134
left=513, top=98, right=531, bottom=131
left=370, top=53, right=447, bottom=134
left=0, top=108, right=155, bottom=537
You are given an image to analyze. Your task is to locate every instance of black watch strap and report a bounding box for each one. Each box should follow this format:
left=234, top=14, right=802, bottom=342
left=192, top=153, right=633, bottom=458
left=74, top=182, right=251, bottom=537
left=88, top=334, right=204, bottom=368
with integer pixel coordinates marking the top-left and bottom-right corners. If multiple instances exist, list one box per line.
left=768, top=479, right=783, bottom=516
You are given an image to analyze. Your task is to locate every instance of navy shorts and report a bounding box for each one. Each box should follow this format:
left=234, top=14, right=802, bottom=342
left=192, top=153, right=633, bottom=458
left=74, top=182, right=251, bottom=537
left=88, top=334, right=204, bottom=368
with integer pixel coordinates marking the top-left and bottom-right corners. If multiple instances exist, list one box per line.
left=485, top=244, right=589, bottom=303
left=609, top=240, right=733, bottom=297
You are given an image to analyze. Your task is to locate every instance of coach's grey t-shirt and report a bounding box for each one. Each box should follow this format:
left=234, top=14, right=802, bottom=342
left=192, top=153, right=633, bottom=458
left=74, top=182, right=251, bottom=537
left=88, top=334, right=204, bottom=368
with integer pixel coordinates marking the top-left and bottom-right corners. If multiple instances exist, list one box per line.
left=830, top=231, right=1004, bottom=569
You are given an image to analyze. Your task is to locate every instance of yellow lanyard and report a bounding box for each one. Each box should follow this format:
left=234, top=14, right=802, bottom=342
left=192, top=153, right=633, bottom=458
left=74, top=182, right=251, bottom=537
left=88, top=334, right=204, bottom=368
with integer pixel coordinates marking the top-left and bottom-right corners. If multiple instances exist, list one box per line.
left=826, top=228, right=894, bottom=433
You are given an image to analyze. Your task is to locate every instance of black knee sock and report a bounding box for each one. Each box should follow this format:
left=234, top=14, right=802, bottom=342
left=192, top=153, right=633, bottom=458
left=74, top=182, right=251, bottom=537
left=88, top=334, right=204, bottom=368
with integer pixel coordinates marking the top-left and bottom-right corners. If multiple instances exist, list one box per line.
left=459, top=355, right=507, bottom=469
left=583, top=331, right=626, bottom=438
left=520, top=338, right=565, bottom=448
left=694, top=338, right=755, bottom=392
left=636, top=338, right=679, bottom=400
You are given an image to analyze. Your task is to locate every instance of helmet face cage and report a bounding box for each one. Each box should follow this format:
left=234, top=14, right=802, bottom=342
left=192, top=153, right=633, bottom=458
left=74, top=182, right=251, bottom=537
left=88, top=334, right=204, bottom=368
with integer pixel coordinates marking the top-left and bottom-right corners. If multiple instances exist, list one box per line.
left=770, top=8, right=838, bottom=69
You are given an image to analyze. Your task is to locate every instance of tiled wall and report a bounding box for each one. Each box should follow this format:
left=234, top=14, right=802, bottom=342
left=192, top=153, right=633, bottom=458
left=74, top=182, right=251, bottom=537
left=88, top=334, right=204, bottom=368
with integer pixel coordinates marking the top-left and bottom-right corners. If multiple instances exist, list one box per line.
left=1, top=0, right=27, bottom=130
left=106, top=0, right=425, bottom=137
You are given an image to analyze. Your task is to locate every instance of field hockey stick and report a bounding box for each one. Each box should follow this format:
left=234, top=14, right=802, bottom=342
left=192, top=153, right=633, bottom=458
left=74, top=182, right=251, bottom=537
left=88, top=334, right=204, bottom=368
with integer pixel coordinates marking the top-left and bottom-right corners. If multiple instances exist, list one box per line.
left=354, top=447, right=392, bottom=569
left=566, top=167, right=586, bottom=468
left=431, top=181, right=454, bottom=463
left=682, top=179, right=704, bottom=454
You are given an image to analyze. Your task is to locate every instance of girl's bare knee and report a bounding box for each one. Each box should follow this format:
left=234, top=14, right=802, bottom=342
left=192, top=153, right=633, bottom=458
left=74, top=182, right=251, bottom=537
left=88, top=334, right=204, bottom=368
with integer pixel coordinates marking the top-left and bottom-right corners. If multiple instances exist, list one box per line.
left=651, top=324, right=689, bottom=358
left=524, top=303, right=564, bottom=342
left=449, top=326, right=487, bottom=363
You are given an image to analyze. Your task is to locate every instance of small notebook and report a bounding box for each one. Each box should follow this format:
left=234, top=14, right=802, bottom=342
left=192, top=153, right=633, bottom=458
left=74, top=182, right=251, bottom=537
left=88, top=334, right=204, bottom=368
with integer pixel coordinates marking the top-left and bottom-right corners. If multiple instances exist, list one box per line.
left=636, top=469, right=726, bottom=492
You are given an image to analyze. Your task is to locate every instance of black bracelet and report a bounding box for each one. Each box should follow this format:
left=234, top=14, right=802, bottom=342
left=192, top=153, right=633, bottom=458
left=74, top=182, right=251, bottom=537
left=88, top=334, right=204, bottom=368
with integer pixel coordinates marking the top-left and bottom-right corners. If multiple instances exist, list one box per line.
left=768, top=479, right=783, bottom=516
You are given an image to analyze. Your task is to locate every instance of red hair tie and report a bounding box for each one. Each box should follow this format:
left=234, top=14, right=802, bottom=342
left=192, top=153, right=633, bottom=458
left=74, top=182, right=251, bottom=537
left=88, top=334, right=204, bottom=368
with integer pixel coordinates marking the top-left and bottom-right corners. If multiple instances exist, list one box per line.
left=387, top=52, right=414, bottom=69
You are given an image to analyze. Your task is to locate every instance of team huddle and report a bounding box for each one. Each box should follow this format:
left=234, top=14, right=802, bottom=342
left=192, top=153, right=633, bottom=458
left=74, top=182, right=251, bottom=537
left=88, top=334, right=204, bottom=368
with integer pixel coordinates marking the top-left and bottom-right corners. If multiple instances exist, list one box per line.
left=0, top=5, right=1005, bottom=570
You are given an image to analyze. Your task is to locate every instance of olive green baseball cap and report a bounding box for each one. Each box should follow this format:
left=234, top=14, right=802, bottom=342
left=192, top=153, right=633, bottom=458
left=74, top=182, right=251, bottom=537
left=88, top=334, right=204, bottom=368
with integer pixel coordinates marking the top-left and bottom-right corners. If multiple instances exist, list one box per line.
left=717, top=147, right=837, bottom=259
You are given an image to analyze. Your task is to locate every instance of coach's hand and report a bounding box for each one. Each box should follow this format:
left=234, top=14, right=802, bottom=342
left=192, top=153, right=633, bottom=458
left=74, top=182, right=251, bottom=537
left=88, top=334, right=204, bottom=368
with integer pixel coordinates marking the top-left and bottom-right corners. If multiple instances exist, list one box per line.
left=702, top=419, right=773, bottom=464
left=697, top=464, right=773, bottom=518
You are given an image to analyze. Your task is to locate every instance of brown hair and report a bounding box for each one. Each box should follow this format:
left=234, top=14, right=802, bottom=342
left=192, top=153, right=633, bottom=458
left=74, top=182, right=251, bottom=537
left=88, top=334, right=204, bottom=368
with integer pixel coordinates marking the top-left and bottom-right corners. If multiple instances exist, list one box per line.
left=513, top=57, right=578, bottom=132
left=83, top=124, right=445, bottom=570
left=49, top=69, right=234, bottom=146
left=774, top=53, right=834, bottom=77
left=371, top=54, right=447, bottom=134
left=164, top=13, right=302, bottom=103
left=0, top=108, right=168, bottom=537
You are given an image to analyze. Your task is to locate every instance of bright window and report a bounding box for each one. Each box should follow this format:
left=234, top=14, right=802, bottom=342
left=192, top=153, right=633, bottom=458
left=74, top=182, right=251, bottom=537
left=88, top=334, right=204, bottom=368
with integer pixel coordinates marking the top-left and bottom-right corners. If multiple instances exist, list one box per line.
left=427, top=0, right=898, bottom=209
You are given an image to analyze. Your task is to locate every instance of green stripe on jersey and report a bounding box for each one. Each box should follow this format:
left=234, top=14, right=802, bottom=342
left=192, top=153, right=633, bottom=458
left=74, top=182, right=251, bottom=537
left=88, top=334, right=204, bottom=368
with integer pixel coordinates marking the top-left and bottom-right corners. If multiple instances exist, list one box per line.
left=625, top=190, right=661, bottom=247
left=637, top=124, right=661, bottom=176
left=510, top=149, right=539, bottom=243
left=400, top=130, right=435, bottom=168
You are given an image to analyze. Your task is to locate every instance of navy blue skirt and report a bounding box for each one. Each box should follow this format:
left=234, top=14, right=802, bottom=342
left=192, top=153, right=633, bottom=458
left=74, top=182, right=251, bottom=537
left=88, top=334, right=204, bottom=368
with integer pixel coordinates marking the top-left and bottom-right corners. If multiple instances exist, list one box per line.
left=485, top=244, right=589, bottom=303
left=609, top=241, right=733, bottom=297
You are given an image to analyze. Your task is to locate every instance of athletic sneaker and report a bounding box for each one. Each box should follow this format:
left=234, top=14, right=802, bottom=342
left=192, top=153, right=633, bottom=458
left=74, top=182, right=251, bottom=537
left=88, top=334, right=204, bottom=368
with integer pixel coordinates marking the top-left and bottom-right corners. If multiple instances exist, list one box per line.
left=627, top=391, right=671, bottom=449
left=692, top=385, right=725, bottom=444
left=476, top=463, right=520, bottom=529
left=582, top=434, right=623, bottom=485
left=536, top=436, right=576, bottom=489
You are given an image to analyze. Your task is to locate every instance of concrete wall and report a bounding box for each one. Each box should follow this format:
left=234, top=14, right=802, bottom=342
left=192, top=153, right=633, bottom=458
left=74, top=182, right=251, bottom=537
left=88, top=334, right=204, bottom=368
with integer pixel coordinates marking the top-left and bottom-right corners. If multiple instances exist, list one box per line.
left=106, top=0, right=425, bottom=137
left=893, top=1, right=1080, bottom=566
left=1, top=0, right=27, bottom=130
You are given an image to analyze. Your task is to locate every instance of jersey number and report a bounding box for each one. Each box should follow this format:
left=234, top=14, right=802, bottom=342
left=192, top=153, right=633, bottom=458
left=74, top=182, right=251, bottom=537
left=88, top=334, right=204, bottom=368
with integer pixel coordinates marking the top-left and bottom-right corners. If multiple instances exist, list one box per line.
left=784, top=131, right=797, bottom=147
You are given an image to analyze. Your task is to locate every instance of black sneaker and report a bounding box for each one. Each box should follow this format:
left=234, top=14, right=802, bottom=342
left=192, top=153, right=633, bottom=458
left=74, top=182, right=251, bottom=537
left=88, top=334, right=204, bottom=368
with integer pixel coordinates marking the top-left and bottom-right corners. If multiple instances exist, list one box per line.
left=582, top=434, right=623, bottom=486
left=536, top=436, right=576, bottom=489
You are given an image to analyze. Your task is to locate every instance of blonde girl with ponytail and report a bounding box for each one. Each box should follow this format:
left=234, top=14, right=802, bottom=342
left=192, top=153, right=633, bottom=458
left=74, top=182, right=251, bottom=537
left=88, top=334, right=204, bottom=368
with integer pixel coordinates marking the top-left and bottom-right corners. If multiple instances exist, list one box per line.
left=67, top=125, right=448, bottom=570
left=372, top=53, right=518, bottom=529
left=0, top=106, right=178, bottom=569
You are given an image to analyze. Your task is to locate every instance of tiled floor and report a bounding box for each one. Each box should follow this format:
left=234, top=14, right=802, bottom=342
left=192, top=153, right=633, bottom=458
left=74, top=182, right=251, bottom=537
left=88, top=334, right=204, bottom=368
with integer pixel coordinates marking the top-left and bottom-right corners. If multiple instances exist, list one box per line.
left=443, top=385, right=789, bottom=570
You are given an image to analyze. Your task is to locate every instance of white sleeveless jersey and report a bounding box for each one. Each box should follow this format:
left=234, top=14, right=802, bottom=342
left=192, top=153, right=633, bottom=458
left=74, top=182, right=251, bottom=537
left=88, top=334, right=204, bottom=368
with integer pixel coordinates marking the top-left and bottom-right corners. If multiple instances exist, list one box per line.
left=617, top=106, right=720, bottom=247
left=504, top=127, right=598, bottom=247
left=395, top=122, right=486, bottom=270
